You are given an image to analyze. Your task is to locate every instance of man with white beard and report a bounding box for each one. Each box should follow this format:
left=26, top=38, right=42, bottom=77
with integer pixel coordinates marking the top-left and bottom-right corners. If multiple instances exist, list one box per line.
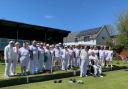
left=4, top=41, right=15, bottom=78
left=29, top=40, right=39, bottom=74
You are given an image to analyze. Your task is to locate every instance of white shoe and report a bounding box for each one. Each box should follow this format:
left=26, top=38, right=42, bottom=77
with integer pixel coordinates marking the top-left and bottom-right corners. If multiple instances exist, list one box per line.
left=4, top=75, right=9, bottom=79
left=111, top=65, right=113, bottom=68
left=10, top=73, right=14, bottom=76
left=14, top=73, right=18, bottom=75
left=106, top=65, right=108, bottom=68
left=100, top=75, right=103, bottom=78
left=80, top=75, right=83, bottom=77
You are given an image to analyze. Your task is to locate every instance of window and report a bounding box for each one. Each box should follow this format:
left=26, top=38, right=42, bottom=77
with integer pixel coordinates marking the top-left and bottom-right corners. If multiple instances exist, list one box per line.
left=84, top=36, right=89, bottom=42
left=74, top=37, right=78, bottom=42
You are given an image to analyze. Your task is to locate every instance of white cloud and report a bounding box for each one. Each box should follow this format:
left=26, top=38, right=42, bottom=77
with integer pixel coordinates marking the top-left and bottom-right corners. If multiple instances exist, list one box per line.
left=44, top=15, right=54, bottom=19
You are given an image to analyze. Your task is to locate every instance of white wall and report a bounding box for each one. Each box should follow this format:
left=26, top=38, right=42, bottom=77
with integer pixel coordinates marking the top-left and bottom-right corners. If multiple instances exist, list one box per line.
left=64, top=40, right=96, bottom=45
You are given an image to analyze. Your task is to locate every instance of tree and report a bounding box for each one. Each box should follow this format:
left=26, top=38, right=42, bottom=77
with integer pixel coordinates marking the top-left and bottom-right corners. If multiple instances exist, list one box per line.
left=103, top=37, right=113, bottom=47
left=116, top=11, right=128, bottom=49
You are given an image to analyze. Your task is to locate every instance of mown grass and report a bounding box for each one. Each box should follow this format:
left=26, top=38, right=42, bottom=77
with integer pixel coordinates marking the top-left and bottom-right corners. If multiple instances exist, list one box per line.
left=0, top=59, right=128, bottom=89
left=1, top=70, right=128, bottom=89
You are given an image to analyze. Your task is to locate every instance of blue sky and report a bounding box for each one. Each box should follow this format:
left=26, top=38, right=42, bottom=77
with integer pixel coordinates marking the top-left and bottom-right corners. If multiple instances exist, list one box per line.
left=0, top=0, right=128, bottom=32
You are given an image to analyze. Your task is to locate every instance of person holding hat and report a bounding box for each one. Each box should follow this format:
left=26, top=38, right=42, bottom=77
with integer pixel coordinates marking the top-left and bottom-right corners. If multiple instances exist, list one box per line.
left=10, top=42, right=20, bottom=76
left=4, top=41, right=15, bottom=78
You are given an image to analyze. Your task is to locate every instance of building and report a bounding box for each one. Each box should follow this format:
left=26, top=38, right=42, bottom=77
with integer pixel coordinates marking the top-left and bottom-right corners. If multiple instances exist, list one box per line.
left=63, top=25, right=112, bottom=46
left=0, top=19, right=70, bottom=51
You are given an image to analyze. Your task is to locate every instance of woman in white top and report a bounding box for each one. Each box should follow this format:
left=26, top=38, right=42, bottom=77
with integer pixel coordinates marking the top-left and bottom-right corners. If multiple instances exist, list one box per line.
left=19, top=42, right=30, bottom=76
left=99, top=46, right=105, bottom=67
left=68, top=46, right=75, bottom=69
left=105, top=47, right=113, bottom=67
left=80, top=45, right=89, bottom=77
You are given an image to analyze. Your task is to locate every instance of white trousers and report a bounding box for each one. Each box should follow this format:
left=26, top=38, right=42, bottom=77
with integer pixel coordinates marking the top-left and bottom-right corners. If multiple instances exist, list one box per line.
left=29, top=59, right=35, bottom=74
left=93, top=65, right=102, bottom=75
left=38, top=56, right=44, bottom=71
left=61, top=58, right=68, bottom=70
left=4, top=59, right=13, bottom=76
left=80, top=59, right=88, bottom=76
left=68, top=57, right=73, bottom=68
left=10, top=59, right=17, bottom=75
left=29, top=55, right=39, bottom=74
left=76, top=57, right=81, bottom=67
left=73, top=58, right=77, bottom=67
left=99, top=56, right=105, bottom=67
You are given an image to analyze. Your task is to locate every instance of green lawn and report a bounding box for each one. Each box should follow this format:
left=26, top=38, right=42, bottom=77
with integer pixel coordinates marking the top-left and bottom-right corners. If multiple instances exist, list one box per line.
left=0, top=70, right=128, bottom=89
left=0, top=59, right=128, bottom=89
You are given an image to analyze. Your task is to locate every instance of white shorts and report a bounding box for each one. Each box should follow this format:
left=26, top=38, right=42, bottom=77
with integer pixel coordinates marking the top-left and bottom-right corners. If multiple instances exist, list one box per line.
left=106, top=57, right=112, bottom=61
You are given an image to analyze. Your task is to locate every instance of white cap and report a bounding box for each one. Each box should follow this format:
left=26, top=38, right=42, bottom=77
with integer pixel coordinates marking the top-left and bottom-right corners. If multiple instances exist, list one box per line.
left=49, top=45, right=52, bottom=48
left=15, top=42, right=20, bottom=45
left=46, top=44, right=49, bottom=47
left=56, top=44, right=59, bottom=47
left=9, top=41, right=14, bottom=44
left=59, top=43, right=62, bottom=45
left=40, top=43, right=43, bottom=45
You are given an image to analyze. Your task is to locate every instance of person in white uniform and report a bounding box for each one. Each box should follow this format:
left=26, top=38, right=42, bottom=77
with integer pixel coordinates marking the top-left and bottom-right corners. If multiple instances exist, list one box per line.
left=38, top=43, right=45, bottom=72
left=61, top=46, right=69, bottom=70
left=49, top=44, right=55, bottom=71
left=74, top=45, right=80, bottom=67
left=44, top=44, right=52, bottom=71
left=19, top=42, right=30, bottom=76
left=68, top=46, right=75, bottom=69
left=88, top=46, right=94, bottom=55
left=93, top=46, right=99, bottom=57
left=4, top=41, right=15, bottom=78
left=89, top=52, right=103, bottom=77
left=105, top=47, right=113, bottom=68
left=29, top=40, right=39, bottom=74
left=10, top=42, right=20, bottom=76
left=99, top=46, right=105, bottom=67
left=80, top=45, right=89, bottom=77
left=53, top=44, right=62, bottom=70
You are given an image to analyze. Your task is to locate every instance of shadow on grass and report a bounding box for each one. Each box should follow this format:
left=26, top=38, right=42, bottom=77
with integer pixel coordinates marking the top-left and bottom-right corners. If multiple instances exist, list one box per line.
left=0, top=71, right=79, bottom=88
